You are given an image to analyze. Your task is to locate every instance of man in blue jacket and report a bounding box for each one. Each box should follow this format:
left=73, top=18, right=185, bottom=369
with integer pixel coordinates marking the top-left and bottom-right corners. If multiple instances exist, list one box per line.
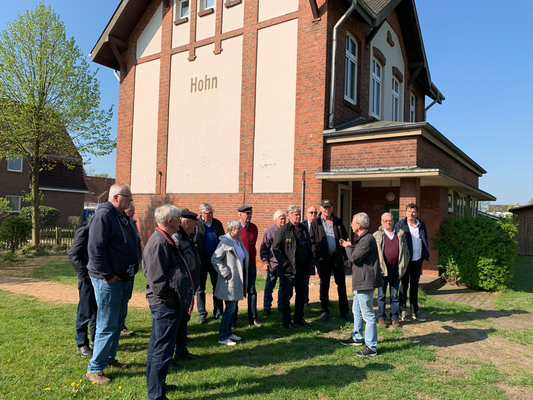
left=395, top=203, right=429, bottom=323
left=85, top=184, right=139, bottom=385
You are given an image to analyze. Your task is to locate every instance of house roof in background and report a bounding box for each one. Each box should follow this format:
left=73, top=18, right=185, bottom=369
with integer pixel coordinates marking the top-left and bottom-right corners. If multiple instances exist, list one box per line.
left=39, top=161, right=89, bottom=192
left=84, top=176, right=116, bottom=203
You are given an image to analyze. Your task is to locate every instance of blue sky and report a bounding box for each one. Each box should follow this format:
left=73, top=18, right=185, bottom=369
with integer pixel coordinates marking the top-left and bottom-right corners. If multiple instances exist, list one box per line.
left=2, top=0, right=532, bottom=205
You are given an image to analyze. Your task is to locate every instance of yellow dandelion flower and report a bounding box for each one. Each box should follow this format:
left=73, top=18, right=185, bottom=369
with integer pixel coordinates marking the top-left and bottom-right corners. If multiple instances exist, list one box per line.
left=118, top=386, right=122, bottom=390
left=71, top=382, right=76, bottom=386
left=73, top=389, right=78, bottom=393
left=45, top=388, right=51, bottom=391
left=92, top=382, right=96, bottom=385
left=76, top=383, right=80, bottom=386
left=20, top=351, right=24, bottom=354
left=7, top=359, right=10, bottom=362
left=79, top=379, right=83, bottom=382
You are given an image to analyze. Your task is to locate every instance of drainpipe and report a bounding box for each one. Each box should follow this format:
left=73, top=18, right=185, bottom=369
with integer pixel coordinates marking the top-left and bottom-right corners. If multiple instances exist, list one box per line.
left=328, top=1, right=357, bottom=128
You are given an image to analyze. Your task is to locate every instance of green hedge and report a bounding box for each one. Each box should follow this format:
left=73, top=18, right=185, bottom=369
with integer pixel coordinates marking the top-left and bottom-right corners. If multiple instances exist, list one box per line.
left=433, top=216, right=517, bottom=291
left=19, top=206, right=60, bottom=229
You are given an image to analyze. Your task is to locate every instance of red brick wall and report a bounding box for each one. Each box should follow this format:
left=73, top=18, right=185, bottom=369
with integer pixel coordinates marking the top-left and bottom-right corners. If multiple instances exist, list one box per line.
left=42, top=191, right=85, bottom=228
left=0, top=159, right=31, bottom=211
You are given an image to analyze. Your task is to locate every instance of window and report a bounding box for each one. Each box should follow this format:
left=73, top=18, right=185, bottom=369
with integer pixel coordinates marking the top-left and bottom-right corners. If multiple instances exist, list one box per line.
left=391, top=77, right=400, bottom=121
left=470, top=198, right=478, bottom=217
left=448, top=190, right=454, bottom=212
left=7, top=156, right=22, bottom=172
left=371, top=59, right=382, bottom=119
left=410, top=93, right=416, bottom=122
left=344, top=34, right=357, bottom=104
left=5, top=196, right=21, bottom=213
left=178, top=0, right=189, bottom=18
left=202, top=0, right=214, bottom=10
left=456, top=193, right=466, bottom=217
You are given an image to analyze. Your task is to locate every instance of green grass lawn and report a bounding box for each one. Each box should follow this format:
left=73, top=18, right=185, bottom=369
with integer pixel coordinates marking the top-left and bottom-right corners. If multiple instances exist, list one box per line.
left=0, top=256, right=531, bottom=399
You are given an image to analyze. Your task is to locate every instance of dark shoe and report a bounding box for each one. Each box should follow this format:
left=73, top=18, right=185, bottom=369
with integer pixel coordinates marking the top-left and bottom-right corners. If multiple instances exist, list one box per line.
left=108, top=360, right=129, bottom=369
left=378, top=319, right=387, bottom=328
left=175, top=352, right=199, bottom=361
left=252, top=319, right=263, bottom=327
left=294, top=319, right=313, bottom=327
left=164, top=384, right=177, bottom=392
left=262, top=309, right=271, bottom=316
left=320, top=311, right=329, bottom=322
left=86, top=371, right=111, bottom=385
left=340, top=337, right=363, bottom=346
left=77, top=345, right=92, bottom=357
left=121, top=326, right=134, bottom=336
left=413, top=311, right=426, bottom=322
left=400, top=311, right=411, bottom=322
left=186, top=336, right=195, bottom=342
left=391, top=320, right=400, bottom=328
left=214, top=314, right=223, bottom=320
left=283, top=322, right=294, bottom=329
left=198, top=316, right=206, bottom=324
left=304, top=302, right=309, bottom=307
left=169, top=359, right=184, bottom=369
left=343, top=313, right=352, bottom=322
left=355, top=346, right=377, bottom=357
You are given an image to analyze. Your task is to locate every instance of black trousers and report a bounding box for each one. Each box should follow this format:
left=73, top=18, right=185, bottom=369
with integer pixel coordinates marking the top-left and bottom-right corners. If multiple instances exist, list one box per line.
left=279, top=272, right=307, bottom=324
left=197, top=255, right=224, bottom=319
left=319, top=256, right=349, bottom=317
left=399, top=258, right=423, bottom=313
left=75, top=277, right=97, bottom=347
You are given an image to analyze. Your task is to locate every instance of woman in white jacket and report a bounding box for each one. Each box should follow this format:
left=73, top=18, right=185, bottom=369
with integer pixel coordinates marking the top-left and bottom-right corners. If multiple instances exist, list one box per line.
left=211, top=220, right=249, bottom=346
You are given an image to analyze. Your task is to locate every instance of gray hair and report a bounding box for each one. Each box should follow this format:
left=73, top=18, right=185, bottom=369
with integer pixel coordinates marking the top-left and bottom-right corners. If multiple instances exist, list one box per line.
left=286, top=205, right=301, bottom=216
left=199, top=203, right=213, bottom=213
left=353, top=212, right=370, bottom=229
left=381, top=212, right=393, bottom=220
left=155, top=204, right=180, bottom=226
left=226, top=219, right=241, bottom=232
left=109, top=183, right=130, bottom=198
left=273, top=209, right=286, bottom=221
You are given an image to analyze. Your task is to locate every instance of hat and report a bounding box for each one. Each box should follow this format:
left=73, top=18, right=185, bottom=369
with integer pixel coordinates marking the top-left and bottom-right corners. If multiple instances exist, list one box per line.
left=180, top=210, right=198, bottom=220
left=320, top=199, right=332, bottom=208
left=238, top=205, right=253, bottom=213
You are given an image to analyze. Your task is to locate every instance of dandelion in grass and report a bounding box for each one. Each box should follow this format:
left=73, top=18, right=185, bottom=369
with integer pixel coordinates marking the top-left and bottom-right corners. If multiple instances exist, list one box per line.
left=44, top=388, right=51, bottom=391
left=73, top=389, right=78, bottom=393
left=119, top=386, right=122, bottom=390
left=92, top=382, right=96, bottom=385
left=71, top=382, right=76, bottom=386
left=20, top=350, right=24, bottom=354
left=79, top=379, right=82, bottom=382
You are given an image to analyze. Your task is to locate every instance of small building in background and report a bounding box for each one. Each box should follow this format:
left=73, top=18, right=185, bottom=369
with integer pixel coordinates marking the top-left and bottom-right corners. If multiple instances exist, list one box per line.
left=83, top=175, right=116, bottom=223
left=510, top=204, right=533, bottom=256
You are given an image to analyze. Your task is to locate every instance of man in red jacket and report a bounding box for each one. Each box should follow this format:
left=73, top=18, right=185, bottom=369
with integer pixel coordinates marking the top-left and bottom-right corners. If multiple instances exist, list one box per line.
left=235, top=205, right=262, bottom=327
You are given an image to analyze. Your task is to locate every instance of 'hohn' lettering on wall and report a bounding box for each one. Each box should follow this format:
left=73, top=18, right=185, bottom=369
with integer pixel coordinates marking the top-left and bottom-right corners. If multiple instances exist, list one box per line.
left=191, top=75, right=218, bottom=93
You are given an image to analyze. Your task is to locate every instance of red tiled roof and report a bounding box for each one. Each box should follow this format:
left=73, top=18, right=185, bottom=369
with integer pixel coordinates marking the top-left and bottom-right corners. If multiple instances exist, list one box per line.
left=84, top=176, right=116, bottom=203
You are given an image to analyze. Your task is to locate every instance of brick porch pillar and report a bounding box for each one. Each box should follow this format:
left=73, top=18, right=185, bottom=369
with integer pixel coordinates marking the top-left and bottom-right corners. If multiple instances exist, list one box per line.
left=399, top=177, right=420, bottom=210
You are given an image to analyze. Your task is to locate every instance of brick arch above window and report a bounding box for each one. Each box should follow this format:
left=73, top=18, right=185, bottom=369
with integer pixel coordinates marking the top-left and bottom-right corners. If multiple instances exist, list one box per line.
left=372, top=47, right=386, bottom=67
left=392, top=66, right=403, bottom=83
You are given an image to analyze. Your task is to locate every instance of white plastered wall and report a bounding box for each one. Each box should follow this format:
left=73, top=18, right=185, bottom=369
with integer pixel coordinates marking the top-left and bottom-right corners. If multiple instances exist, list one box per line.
left=253, top=19, right=298, bottom=193
left=370, top=21, right=405, bottom=121
left=222, top=0, right=244, bottom=33
left=131, top=60, right=160, bottom=193
left=172, top=0, right=190, bottom=48
left=137, top=4, right=162, bottom=58
left=196, top=0, right=216, bottom=41
left=258, top=0, right=298, bottom=22
left=167, top=37, right=243, bottom=193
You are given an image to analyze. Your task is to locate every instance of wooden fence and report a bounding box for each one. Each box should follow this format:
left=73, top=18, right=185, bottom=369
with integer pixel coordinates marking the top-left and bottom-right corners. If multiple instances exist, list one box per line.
left=0, top=227, right=76, bottom=250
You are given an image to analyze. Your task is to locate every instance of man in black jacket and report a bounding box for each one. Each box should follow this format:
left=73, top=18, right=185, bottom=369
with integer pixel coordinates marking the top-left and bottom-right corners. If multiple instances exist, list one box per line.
left=395, top=203, right=429, bottom=322
left=194, top=203, right=225, bottom=323
left=272, top=205, right=314, bottom=329
left=69, top=224, right=96, bottom=357
left=309, top=200, right=351, bottom=322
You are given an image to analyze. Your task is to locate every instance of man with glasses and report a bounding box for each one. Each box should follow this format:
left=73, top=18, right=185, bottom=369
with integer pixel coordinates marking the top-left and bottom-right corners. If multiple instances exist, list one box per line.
left=373, top=213, right=410, bottom=329
left=302, top=206, right=319, bottom=306
left=85, top=184, right=139, bottom=385
left=194, top=203, right=225, bottom=324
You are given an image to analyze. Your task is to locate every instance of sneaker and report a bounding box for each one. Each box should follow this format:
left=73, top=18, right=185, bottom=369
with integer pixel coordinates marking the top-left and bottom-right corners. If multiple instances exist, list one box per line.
left=198, top=316, right=207, bottom=324
left=121, top=326, right=134, bottom=336
left=229, top=334, right=241, bottom=341
left=108, top=360, right=129, bottom=369
left=391, top=320, right=400, bottom=328
left=76, top=345, right=92, bottom=357
left=320, top=311, right=329, bottom=322
left=252, top=320, right=263, bottom=327
left=413, top=311, right=426, bottom=322
left=218, top=338, right=236, bottom=346
left=400, top=311, right=411, bottom=322
left=378, top=319, right=387, bottom=328
left=355, top=346, right=377, bottom=357
left=86, top=371, right=111, bottom=385
left=340, top=337, right=363, bottom=346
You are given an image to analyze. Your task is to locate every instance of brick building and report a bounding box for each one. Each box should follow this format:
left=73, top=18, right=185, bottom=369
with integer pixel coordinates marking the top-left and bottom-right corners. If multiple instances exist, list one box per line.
left=91, top=0, right=495, bottom=275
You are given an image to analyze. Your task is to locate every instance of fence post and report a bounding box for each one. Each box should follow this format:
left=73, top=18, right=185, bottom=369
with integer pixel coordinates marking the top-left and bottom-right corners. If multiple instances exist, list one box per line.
left=55, top=227, right=62, bottom=245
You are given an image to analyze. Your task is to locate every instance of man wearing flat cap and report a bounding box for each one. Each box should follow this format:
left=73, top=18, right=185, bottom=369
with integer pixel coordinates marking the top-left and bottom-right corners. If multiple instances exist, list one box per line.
left=310, top=199, right=351, bottom=322
left=235, top=205, right=262, bottom=327
left=172, top=209, right=201, bottom=366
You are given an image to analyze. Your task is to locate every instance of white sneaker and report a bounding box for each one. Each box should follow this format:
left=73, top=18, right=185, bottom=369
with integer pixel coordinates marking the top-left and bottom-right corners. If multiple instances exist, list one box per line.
left=229, top=334, right=241, bottom=341
left=218, top=338, right=236, bottom=346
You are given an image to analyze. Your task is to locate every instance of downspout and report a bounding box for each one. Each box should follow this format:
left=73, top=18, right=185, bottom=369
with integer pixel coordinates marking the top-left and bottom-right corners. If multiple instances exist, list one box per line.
left=328, top=1, right=357, bottom=128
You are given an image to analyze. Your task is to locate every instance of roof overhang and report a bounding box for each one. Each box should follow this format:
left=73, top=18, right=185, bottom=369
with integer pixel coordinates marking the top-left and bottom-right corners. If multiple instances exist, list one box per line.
left=315, top=167, right=496, bottom=201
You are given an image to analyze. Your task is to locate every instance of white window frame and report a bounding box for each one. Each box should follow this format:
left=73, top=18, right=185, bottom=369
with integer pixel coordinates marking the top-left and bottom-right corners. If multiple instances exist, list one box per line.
left=391, top=77, right=400, bottom=121
left=470, top=198, right=478, bottom=217
left=448, top=189, right=454, bottom=213
left=410, top=93, right=416, bottom=122
left=178, top=0, right=189, bottom=18
left=202, top=0, right=214, bottom=10
left=5, top=195, right=21, bottom=213
left=457, top=193, right=466, bottom=217
left=344, top=34, right=357, bottom=105
left=7, top=156, right=23, bottom=172
left=371, top=58, right=382, bottom=119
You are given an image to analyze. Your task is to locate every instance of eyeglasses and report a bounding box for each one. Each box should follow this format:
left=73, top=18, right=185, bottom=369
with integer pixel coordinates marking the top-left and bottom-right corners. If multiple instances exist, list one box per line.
left=382, top=219, right=394, bottom=223
left=202, top=211, right=213, bottom=215
left=308, top=211, right=317, bottom=214
left=117, top=194, right=133, bottom=200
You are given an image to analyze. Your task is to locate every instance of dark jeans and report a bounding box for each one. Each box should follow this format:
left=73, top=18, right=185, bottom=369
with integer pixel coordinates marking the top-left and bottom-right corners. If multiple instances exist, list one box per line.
left=399, top=258, right=423, bottom=313
left=197, top=255, right=224, bottom=319
left=147, top=303, right=181, bottom=400
left=279, top=272, right=307, bottom=324
left=377, top=269, right=400, bottom=320
left=219, top=301, right=238, bottom=341
left=75, top=277, right=97, bottom=347
left=174, top=309, right=190, bottom=357
left=263, top=270, right=284, bottom=311
left=234, top=263, right=258, bottom=324
left=319, top=256, right=349, bottom=317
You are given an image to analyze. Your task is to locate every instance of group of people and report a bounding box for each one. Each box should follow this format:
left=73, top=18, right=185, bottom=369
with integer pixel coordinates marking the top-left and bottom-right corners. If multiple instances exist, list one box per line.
left=69, top=182, right=429, bottom=399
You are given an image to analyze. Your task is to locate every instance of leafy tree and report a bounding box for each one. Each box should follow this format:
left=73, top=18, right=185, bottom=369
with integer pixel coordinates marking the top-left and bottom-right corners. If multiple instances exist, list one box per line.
left=527, top=198, right=533, bottom=205
left=0, top=2, right=115, bottom=245
left=0, top=197, right=10, bottom=220
left=19, top=206, right=60, bottom=229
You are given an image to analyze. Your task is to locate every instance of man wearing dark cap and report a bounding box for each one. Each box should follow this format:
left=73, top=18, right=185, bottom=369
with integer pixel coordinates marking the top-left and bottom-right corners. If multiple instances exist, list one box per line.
left=310, top=200, right=351, bottom=322
left=235, top=205, right=262, bottom=327
left=172, top=209, right=201, bottom=367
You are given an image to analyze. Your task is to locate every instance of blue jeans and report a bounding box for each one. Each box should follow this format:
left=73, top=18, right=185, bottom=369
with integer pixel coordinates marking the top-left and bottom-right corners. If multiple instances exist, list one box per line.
left=75, top=277, right=97, bottom=347
left=263, top=270, right=284, bottom=311
left=88, top=277, right=131, bottom=372
left=219, top=301, right=238, bottom=341
left=174, top=309, right=190, bottom=357
left=147, top=303, right=181, bottom=400
left=352, top=290, right=378, bottom=351
left=377, top=270, right=400, bottom=320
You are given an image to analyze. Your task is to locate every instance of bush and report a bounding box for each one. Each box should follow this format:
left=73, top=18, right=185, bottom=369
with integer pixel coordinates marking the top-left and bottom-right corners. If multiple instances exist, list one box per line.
left=19, top=206, right=60, bottom=229
left=67, top=216, right=82, bottom=231
left=0, top=215, right=32, bottom=253
left=433, top=216, right=517, bottom=291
